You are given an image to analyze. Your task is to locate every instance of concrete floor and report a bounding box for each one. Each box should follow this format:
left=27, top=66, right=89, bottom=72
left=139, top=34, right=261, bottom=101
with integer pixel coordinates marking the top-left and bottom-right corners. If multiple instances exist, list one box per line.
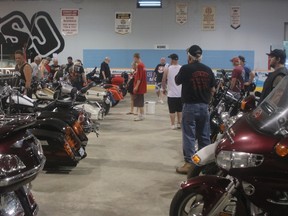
left=32, top=91, right=186, bottom=216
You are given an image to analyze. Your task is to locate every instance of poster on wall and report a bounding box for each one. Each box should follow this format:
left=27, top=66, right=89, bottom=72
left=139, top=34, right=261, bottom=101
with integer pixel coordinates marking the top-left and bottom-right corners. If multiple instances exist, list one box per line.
left=231, top=6, right=240, bottom=29
left=176, top=3, right=188, bottom=25
left=61, top=9, right=79, bottom=36
left=202, top=6, right=216, bottom=31
left=115, top=12, right=132, bottom=35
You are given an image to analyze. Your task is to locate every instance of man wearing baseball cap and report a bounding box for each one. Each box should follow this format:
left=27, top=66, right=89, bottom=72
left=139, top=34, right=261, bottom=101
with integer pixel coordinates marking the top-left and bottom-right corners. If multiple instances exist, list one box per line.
left=259, top=49, right=288, bottom=103
left=162, top=53, right=182, bottom=130
left=174, top=45, right=216, bottom=174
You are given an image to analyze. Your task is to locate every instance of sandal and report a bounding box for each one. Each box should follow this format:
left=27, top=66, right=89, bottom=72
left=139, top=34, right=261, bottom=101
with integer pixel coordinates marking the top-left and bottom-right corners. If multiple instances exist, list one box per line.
left=126, top=112, right=134, bottom=115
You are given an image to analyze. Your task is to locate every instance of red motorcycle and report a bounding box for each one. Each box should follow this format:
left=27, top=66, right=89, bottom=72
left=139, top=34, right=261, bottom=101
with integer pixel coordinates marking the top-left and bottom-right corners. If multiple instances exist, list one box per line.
left=170, top=76, right=288, bottom=216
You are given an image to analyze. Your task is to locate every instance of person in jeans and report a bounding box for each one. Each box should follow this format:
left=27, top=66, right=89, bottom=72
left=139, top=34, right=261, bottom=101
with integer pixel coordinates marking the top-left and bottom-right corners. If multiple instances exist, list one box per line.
left=162, top=53, right=182, bottom=130
left=175, top=45, right=216, bottom=174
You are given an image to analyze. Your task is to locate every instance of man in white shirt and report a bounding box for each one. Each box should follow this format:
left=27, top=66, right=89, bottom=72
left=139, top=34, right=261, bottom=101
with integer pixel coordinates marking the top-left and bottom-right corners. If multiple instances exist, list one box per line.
left=30, top=55, right=41, bottom=80
left=162, top=53, right=182, bottom=129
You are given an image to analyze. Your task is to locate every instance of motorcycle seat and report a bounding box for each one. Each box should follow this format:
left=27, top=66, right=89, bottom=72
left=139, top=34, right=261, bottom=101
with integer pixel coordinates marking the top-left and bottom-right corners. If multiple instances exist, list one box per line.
left=55, top=100, right=73, bottom=108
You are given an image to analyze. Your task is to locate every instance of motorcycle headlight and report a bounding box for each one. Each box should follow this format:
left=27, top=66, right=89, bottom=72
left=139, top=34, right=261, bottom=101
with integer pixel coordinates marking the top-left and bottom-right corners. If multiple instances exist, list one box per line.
left=0, top=154, right=26, bottom=176
left=220, top=112, right=229, bottom=123
left=0, top=192, right=25, bottom=215
left=216, top=150, right=264, bottom=171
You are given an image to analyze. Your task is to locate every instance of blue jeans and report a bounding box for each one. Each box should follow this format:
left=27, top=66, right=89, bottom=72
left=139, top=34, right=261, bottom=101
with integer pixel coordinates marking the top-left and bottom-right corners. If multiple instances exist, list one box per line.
left=182, top=103, right=211, bottom=163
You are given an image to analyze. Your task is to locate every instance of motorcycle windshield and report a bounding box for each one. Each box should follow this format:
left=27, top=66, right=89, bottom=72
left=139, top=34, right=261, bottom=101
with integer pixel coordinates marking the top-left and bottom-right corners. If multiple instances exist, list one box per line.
left=247, top=75, right=288, bottom=136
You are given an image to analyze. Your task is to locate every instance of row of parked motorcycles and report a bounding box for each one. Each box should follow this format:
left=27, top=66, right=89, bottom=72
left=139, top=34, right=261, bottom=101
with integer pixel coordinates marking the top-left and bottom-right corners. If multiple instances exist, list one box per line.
left=170, top=70, right=288, bottom=215
left=0, top=69, right=128, bottom=215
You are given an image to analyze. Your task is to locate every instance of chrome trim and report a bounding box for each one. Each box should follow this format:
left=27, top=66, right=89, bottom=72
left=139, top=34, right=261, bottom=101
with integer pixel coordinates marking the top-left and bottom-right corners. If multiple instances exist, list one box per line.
left=267, top=199, right=288, bottom=205
left=0, top=157, right=46, bottom=187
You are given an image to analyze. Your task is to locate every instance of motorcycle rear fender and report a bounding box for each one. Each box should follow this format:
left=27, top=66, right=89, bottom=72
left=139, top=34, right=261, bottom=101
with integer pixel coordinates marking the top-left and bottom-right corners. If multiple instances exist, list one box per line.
left=34, top=118, right=69, bottom=133
left=192, top=141, right=219, bottom=166
left=181, top=176, right=233, bottom=215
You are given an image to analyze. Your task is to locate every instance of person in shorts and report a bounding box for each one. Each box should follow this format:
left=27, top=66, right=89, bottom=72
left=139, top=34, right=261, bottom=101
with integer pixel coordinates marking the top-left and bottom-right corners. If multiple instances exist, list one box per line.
left=133, top=53, right=147, bottom=121
left=153, top=57, right=166, bottom=103
left=162, top=54, right=182, bottom=130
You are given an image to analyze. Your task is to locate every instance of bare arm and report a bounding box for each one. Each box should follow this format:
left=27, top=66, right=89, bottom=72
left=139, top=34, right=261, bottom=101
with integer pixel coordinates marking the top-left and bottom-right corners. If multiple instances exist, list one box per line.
left=161, top=67, right=168, bottom=94
left=24, top=65, right=32, bottom=89
left=230, top=77, right=236, bottom=90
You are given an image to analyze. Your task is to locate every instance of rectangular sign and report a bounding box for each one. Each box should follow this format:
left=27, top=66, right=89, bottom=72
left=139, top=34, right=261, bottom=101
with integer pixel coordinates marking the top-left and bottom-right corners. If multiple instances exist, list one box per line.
left=115, top=12, right=132, bottom=35
left=231, top=6, right=240, bottom=29
left=202, top=6, right=216, bottom=31
left=61, top=9, right=79, bottom=36
left=176, top=3, right=188, bottom=25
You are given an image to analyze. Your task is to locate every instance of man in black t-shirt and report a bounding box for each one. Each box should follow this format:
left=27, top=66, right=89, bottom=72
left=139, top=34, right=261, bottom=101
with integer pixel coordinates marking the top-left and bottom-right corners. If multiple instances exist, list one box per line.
left=65, top=56, right=74, bottom=74
left=259, top=49, right=288, bottom=103
left=100, top=57, right=111, bottom=81
left=175, top=45, right=216, bottom=175
left=153, top=57, right=166, bottom=103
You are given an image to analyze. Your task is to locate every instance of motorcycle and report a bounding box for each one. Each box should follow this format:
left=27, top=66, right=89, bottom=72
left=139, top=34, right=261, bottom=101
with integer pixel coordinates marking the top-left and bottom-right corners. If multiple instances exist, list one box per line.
left=0, top=83, right=96, bottom=135
left=170, top=75, right=288, bottom=216
left=0, top=85, right=89, bottom=167
left=0, top=114, right=46, bottom=215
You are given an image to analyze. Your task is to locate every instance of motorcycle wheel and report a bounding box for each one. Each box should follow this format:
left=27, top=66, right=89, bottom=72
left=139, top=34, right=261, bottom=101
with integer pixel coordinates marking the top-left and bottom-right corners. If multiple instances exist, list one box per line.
left=121, top=87, right=127, bottom=97
left=170, top=188, right=248, bottom=216
left=187, top=162, right=221, bottom=180
left=112, top=100, right=119, bottom=107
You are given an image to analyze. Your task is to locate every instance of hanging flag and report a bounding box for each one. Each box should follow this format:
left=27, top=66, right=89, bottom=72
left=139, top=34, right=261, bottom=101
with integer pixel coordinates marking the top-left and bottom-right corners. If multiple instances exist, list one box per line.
left=202, top=6, right=216, bottom=31
left=176, top=3, right=188, bottom=25
left=115, top=12, right=132, bottom=35
left=231, top=6, right=240, bottom=30
left=61, top=9, right=79, bottom=36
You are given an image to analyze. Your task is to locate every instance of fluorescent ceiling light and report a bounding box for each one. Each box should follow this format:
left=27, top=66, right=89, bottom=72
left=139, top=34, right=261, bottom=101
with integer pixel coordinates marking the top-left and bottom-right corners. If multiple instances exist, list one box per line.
left=137, top=1, right=162, bottom=8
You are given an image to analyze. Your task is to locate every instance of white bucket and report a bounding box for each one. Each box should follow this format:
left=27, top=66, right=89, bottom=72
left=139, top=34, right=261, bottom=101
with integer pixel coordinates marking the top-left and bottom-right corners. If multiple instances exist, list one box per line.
left=145, top=101, right=156, bottom=114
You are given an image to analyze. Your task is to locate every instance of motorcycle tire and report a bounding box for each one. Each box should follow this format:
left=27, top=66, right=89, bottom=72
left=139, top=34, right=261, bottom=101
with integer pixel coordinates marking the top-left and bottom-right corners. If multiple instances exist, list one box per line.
left=169, top=188, right=248, bottom=216
left=187, top=162, right=221, bottom=180
left=112, top=100, right=119, bottom=107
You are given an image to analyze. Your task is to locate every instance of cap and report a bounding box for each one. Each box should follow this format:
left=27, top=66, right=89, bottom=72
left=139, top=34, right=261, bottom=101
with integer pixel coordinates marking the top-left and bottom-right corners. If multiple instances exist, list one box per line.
left=230, top=57, right=240, bottom=64
left=187, top=45, right=202, bottom=57
left=238, top=55, right=245, bottom=62
left=266, top=49, right=286, bottom=60
left=67, top=56, right=73, bottom=60
left=168, top=53, right=179, bottom=60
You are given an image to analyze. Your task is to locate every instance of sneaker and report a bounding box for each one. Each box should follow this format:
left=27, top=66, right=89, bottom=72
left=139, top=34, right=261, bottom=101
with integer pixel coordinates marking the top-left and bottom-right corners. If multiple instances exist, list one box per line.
left=177, top=123, right=181, bottom=129
left=176, top=162, right=193, bottom=175
left=171, top=125, right=177, bottom=130
left=159, top=99, right=164, bottom=104
left=134, top=116, right=144, bottom=121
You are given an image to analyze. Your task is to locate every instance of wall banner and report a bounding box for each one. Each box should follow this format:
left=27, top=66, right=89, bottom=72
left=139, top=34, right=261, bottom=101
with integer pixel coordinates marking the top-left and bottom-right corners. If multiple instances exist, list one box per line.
left=202, top=6, right=216, bottom=31
left=231, top=6, right=240, bottom=29
left=115, top=12, right=132, bottom=35
left=176, top=3, right=188, bottom=25
left=61, top=9, right=79, bottom=36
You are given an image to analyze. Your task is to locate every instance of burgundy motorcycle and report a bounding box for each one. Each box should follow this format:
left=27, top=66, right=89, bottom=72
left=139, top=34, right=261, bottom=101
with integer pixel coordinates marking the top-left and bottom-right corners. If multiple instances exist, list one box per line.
left=0, top=114, right=46, bottom=215
left=170, top=76, right=288, bottom=215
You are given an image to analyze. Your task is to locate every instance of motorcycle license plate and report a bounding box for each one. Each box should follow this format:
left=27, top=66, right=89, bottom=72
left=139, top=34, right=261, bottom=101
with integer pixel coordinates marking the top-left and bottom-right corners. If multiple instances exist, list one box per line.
left=78, top=147, right=85, bottom=157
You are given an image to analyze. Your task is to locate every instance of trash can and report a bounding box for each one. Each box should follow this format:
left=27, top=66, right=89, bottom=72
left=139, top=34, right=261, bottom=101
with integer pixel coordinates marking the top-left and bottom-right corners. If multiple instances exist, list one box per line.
left=145, top=101, right=156, bottom=114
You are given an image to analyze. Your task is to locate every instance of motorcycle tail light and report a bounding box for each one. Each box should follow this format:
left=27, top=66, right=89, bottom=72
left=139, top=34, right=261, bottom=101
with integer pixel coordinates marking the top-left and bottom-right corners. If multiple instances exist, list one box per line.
left=275, top=143, right=288, bottom=157
left=0, top=154, right=26, bottom=176
left=73, top=120, right=85, bottom=136
left=192, top=154, right=201, bottom=165
left=64, top=126, right=82, bottom=159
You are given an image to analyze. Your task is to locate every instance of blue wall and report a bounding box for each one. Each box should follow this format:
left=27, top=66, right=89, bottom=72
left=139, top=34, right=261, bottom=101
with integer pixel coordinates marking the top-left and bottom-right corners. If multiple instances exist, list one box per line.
left=83, top=49, right=254, bottom=70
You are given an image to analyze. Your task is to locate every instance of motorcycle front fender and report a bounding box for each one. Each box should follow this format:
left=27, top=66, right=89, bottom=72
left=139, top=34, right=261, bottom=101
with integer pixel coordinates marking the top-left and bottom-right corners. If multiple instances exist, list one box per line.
left=180, top=175, right=233, bottom=215
left=192, top=141, right=219, bottom=166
